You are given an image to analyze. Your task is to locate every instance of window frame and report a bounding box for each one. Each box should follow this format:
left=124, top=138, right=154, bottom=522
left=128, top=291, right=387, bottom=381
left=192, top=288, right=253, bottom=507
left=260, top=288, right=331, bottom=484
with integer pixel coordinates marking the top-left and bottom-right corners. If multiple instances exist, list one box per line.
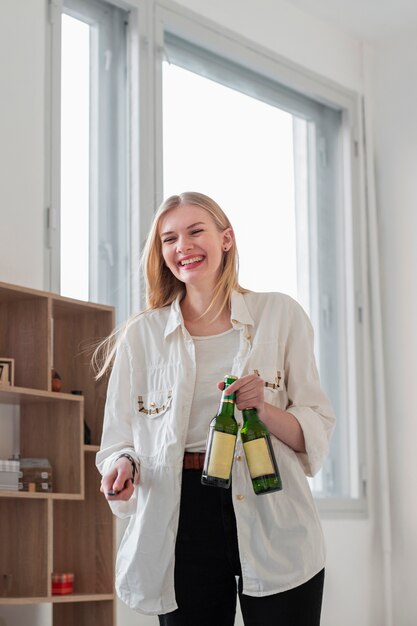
left=160, top=34, right=359, bottom=506
left=46, top=0, right=130, bottom=323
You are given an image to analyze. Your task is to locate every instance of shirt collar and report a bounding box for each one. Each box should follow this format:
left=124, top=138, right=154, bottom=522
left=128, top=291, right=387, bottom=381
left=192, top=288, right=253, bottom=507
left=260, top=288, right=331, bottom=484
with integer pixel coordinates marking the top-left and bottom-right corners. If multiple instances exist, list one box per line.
left=230, top=291, right=254, bottom=327
left=164, top=294, right=184, bottom=339
left=164, top=291, right=254, bottom=339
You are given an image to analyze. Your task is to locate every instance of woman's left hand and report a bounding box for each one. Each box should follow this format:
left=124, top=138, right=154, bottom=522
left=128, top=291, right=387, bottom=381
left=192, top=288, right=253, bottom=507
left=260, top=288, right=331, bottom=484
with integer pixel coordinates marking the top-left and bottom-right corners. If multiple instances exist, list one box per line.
left=218, top=374, right=265, bottom=417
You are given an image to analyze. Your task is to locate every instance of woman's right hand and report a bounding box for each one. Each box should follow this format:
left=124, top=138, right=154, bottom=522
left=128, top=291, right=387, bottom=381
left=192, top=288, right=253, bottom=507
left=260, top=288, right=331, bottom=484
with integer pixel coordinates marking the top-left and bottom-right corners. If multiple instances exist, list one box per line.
left=100, top=457, right=136, bottom=501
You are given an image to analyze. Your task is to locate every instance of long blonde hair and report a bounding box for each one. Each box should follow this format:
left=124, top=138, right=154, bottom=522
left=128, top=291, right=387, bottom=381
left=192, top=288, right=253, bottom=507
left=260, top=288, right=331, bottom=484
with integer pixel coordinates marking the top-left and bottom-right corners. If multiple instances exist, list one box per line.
left=93, top=192, right=246, bottom=378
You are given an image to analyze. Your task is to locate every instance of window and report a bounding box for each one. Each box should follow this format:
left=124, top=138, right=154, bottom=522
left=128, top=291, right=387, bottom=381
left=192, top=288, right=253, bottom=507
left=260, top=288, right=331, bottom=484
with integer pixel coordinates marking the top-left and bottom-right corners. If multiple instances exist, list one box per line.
left=58, top=0, right=130, bottom=323
left=162, top=34, right=363, bottom=508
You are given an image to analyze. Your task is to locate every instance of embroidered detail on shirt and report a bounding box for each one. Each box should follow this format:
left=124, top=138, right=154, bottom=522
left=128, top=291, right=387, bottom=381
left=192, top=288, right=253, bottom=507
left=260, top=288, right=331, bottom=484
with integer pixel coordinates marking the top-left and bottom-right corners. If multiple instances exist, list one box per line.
left=138, top=390, right=173, bottom=414
left=254, top=369, right=282, bottom=390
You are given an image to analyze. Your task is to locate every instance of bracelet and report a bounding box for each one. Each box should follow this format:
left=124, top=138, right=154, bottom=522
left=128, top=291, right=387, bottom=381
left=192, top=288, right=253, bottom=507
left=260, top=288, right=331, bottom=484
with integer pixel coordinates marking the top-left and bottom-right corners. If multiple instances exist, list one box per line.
left=117, top=453, right=137, bottom=482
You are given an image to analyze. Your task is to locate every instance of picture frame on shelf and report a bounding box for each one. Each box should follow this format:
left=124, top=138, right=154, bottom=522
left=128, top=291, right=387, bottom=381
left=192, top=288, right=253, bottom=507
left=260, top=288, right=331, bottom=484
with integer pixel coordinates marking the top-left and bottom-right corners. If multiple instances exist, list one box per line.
left=0, top=358, right=14, bottom=386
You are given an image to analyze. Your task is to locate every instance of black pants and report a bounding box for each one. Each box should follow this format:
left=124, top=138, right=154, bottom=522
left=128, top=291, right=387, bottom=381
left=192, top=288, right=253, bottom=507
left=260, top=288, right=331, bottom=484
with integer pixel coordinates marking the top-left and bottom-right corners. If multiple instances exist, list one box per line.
left=158, top=470, right=325, bottom=626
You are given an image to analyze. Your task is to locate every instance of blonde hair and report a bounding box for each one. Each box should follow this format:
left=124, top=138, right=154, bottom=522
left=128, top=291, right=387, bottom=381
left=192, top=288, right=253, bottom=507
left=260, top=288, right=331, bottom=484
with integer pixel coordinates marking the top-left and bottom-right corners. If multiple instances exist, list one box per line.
left=93, top=192, right=246, bottom=378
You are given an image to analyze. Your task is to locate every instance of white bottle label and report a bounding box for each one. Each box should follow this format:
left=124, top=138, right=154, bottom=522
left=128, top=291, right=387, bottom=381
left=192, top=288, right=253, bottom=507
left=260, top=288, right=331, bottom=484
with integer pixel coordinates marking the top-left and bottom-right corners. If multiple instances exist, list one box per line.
left=243, top=438, right=274, bottom=479
left=207, top=431, right=236, bottom=479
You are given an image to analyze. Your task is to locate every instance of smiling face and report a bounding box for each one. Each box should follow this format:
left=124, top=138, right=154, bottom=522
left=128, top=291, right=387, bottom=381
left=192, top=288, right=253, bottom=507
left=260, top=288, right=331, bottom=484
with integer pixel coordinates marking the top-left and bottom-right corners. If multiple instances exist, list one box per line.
left=158, top=203, right=233, bottom=293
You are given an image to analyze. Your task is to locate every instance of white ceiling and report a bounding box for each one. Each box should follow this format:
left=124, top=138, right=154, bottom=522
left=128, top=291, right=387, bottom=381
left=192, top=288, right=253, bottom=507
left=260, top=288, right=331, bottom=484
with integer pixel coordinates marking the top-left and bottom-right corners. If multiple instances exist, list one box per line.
left=288, top=0, right=417, bottom=41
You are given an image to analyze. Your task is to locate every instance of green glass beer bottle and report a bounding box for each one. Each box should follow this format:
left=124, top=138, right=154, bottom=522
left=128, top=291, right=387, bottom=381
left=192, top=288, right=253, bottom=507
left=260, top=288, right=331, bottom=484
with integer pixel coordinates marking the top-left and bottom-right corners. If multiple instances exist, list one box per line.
left=201, top=375, right=238, bottom=489
left=241, top=407, right=283, bottom=495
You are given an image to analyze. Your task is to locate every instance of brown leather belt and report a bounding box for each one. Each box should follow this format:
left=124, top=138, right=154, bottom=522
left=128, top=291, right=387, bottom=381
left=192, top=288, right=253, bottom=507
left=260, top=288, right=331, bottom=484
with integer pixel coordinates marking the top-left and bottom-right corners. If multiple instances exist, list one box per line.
left=183, top=451, right=205, bottom=470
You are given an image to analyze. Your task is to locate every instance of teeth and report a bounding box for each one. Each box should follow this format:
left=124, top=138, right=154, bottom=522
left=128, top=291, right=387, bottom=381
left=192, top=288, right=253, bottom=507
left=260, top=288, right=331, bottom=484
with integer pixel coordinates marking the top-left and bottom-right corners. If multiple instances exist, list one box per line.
left=180, top=256, right=203, bottom=266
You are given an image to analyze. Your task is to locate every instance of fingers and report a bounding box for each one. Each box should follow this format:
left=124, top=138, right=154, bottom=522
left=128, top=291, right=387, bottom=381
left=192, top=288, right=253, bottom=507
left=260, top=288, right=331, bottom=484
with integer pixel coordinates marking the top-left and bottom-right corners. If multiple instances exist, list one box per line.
left=219, top=374, right=265, bottom=412
left=226, top=374, right=263, bottom=397
left=100, top=469, right=117, bottom=495
left=112, top=467, right=131, bottom=493
left=107, top=479, right=134, bottom=501
left=101, top=464, right=136, bottom=501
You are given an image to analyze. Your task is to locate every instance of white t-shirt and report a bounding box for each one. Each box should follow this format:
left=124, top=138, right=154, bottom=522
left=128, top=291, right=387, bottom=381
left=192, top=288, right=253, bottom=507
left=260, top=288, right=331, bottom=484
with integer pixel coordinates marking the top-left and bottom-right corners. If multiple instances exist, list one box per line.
left=185, top=327, right=240, bottom=452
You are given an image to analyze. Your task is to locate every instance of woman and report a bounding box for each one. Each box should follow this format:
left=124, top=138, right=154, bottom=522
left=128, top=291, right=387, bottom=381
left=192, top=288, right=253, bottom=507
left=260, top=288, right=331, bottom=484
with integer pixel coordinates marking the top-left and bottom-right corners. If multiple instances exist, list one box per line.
left=96, top=191, right=335, bottom=625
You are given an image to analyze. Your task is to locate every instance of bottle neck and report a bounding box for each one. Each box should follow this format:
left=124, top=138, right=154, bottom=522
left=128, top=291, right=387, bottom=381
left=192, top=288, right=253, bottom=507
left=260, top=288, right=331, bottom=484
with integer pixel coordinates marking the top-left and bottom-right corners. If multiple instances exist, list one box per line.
left=217, top=386, right=235, bottom=417
left=242, top=407, right=260, bottom=423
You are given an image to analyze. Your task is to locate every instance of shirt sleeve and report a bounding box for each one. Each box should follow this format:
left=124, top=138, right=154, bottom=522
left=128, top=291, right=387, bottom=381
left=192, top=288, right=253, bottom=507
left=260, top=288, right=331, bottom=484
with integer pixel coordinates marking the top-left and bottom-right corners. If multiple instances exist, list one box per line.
left=96, top=336, right=139, bottom=518
left=284, top=299, right=336, bottom=477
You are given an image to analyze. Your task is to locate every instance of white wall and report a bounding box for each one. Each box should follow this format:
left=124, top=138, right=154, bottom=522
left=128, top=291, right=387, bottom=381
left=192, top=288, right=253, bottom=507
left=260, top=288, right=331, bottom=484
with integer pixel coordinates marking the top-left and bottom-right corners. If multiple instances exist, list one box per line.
left=0, top=3, right=49, bottom=624
left=0, top=1, right=393, bottom=625
left=0, top=0, right=46, bottom=290
left=372, top=34, right=417, bottom=626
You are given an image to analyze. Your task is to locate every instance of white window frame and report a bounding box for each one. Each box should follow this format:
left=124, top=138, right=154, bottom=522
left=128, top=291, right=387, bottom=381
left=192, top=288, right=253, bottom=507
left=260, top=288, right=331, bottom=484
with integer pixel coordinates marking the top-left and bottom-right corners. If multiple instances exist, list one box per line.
left=46, top=0, right=130, bottom=323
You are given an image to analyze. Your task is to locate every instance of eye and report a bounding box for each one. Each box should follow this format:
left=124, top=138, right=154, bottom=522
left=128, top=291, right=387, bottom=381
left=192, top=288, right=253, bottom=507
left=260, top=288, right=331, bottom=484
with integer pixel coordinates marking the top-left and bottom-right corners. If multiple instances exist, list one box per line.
left=191, top=229, right=203, bottom=235
left=162, top=236, right=176, bottom=244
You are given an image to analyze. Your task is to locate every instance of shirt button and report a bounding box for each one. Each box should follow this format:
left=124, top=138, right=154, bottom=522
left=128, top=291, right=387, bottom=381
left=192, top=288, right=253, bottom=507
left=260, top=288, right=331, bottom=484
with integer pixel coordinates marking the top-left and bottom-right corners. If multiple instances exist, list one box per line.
left=238, top=422, right=242, bottom=428
left=236, top=455, right=242, bottom=461
left=236, top=494, right=245, bottom=501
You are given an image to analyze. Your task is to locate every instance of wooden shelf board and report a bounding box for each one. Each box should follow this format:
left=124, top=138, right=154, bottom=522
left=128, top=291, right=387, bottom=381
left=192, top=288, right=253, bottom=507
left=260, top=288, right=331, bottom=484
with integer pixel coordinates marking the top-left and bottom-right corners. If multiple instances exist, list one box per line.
left=84, top=445, right=100, bottom=453
left=50, top=492, right=84, bottom=500
left=0, top=491, right=83, bottom=500
left=0, top=386, right=83, bottom=404
left=0, top=593, right=114, bottom=605
left=0, top=490, right=50, bottom=499
left=52, top=296, right=114, bottom=316
left=0, top=282, right=49, bottom=302
left=0, top=280, right=113, bottom=313
left=52, top=593, right=115, bottom=604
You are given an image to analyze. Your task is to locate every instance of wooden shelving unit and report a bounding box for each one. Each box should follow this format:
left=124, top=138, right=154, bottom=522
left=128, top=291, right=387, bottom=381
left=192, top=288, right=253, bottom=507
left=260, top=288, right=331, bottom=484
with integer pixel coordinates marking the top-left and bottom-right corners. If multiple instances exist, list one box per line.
left=0, top=281, right=115, bottom=625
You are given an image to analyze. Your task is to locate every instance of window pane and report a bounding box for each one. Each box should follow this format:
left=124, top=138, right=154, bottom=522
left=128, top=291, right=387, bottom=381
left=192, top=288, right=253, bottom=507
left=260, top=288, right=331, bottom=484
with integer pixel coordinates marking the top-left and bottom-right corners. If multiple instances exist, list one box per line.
left=163, top=52, right=359, bottom=502
left=60, top=14, right=90, bottom=301
left=163, top=63, right=299, bottom=300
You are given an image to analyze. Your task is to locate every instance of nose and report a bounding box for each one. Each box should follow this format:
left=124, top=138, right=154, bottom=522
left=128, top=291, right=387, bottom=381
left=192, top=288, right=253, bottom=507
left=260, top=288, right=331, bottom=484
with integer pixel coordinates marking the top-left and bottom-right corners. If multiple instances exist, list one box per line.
left=176, top=235, right=193, bottom=253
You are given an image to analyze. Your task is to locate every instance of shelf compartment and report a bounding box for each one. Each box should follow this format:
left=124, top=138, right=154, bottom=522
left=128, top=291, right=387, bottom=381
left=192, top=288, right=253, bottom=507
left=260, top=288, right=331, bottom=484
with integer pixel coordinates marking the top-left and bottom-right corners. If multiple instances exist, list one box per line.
left=0, top=388, right=84, bottom=497
left=0, top=283, right=49, bottom=391
left=52, top=299, right=114, bottom=446
left=19, top=394, right=84, bottom=496
left=0, top=499, right=49, bottom=599
left=53, top=598, right=114, bottom=626
left=53, top=452, right=114, bottom=596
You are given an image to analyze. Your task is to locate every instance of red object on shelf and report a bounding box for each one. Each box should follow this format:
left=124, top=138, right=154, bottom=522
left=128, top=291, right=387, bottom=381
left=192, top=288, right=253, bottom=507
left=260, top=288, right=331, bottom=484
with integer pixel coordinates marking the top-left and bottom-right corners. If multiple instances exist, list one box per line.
left=51, top=572, right=74, bottom=595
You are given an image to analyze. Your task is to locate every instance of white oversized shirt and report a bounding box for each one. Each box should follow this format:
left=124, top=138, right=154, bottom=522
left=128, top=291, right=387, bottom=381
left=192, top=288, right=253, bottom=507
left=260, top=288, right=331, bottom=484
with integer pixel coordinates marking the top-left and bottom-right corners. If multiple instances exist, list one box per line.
left=96, top=291, right=335, bottom=615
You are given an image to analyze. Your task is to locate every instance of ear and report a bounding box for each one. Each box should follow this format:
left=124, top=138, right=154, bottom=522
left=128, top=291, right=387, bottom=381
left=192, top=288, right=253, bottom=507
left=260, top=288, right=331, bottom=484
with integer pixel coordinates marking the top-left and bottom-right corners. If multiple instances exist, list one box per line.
left=222, top=227, right=234, bottom=251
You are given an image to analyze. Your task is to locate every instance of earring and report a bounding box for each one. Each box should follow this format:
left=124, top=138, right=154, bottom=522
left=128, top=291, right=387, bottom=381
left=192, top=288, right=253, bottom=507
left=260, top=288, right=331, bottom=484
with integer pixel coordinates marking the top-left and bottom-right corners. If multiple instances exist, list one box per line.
left=223, top=246, right=228, bottom=251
